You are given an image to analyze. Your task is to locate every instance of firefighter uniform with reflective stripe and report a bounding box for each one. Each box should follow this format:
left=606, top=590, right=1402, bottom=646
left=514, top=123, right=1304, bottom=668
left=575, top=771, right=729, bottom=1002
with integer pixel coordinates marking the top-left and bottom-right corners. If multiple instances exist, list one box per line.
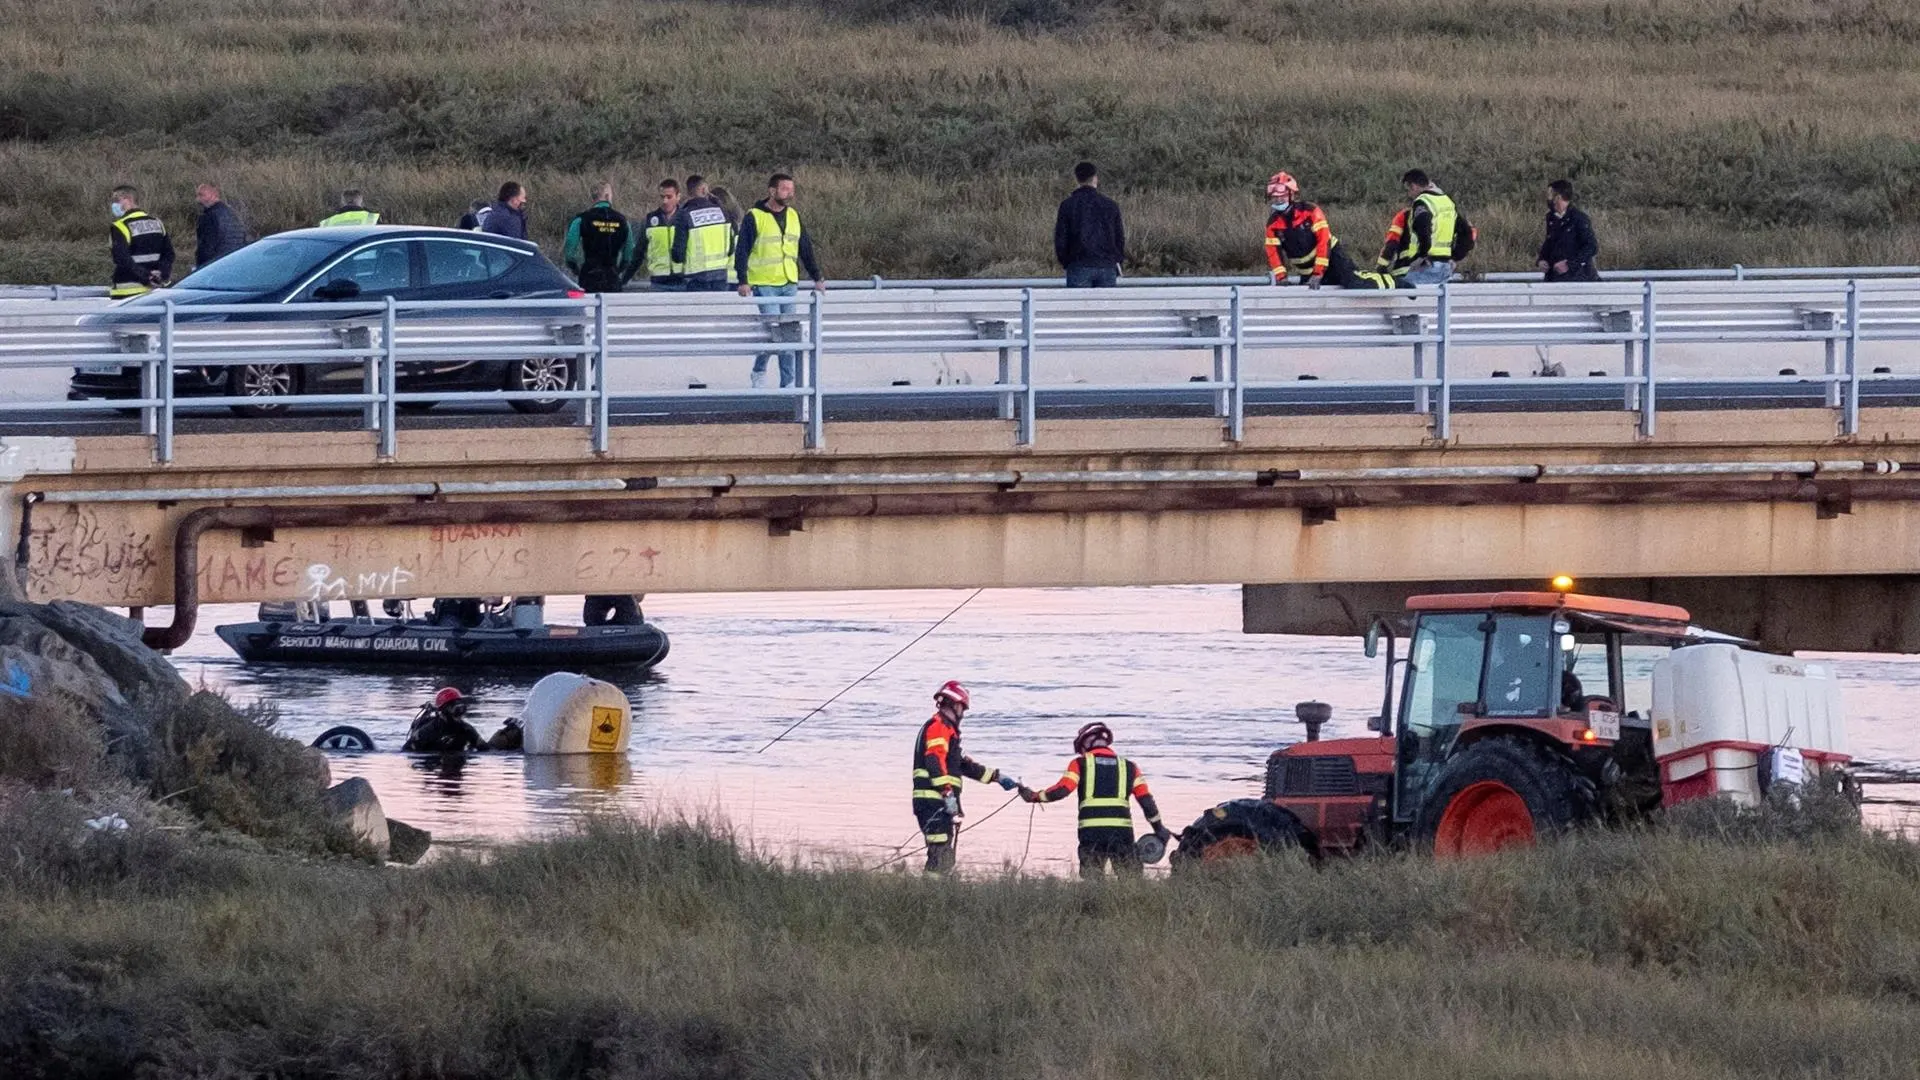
left=1265, top=203, right=1400, bottom=291
left=317, top=206, right=380, bottom=228
left=1031, top=747, right=1165, bottom=877
left=109, top=211, right=174, bottom=299
left=912, top=712, right=1004, bottom=872
left=637, top=208, right=683, bottom=287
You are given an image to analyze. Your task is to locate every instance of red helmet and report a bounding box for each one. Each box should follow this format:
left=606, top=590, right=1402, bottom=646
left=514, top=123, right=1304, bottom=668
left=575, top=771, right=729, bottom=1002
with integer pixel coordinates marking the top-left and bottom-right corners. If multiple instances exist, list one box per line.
left=1074, top=722, right=1114, bottom=754
left=934, top=680, right=971, bottom=710
left=1267, top=171, right=1300, bottom=201
left=432, top=687, right=465, bottom=710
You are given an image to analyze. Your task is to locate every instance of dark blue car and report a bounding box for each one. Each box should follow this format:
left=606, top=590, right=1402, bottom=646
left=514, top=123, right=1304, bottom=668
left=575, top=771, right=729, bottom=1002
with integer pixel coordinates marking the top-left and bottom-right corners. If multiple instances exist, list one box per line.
left=70, top=226, right=584, bottom=417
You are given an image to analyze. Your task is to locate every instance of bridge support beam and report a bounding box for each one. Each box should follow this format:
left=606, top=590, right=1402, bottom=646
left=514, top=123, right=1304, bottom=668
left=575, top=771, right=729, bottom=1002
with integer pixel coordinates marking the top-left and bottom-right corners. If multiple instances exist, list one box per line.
left=1243, top=577, right=1920, bottom=654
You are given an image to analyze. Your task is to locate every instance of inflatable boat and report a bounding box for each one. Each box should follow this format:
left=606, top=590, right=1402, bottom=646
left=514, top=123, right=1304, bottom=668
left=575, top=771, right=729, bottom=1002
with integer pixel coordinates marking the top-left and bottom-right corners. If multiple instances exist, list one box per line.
left=215, top=597, right=669, bottom=670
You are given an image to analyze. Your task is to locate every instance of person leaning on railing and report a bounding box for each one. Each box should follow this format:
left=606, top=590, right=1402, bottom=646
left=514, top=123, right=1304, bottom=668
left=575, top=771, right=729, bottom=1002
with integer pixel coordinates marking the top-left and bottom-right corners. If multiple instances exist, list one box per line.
left=107, top=185, right=173, bottom=299
left=735, top=173, right=824, bottom=389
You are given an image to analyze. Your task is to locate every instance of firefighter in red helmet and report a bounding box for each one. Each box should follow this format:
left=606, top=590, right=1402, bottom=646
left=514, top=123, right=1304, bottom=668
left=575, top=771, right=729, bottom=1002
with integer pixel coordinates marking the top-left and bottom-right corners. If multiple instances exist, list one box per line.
left=911, top=680, right=1017, bottom=873
left=1021, top=722, right=1171, bottom=878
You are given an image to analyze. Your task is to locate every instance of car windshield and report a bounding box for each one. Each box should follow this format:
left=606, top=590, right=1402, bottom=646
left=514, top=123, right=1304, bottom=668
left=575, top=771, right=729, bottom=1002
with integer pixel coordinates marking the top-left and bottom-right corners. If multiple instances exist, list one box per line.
left=175, top=237, right=342, bottom=292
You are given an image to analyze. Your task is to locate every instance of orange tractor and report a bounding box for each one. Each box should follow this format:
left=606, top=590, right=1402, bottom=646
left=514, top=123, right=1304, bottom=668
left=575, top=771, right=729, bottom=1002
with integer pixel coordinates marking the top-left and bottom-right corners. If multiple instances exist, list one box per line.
left=1172, top=588, right=1856, bottom=864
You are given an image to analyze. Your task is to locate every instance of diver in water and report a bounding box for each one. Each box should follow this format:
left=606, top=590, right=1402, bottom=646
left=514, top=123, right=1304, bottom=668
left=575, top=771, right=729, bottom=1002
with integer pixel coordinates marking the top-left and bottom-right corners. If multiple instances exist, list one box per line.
left=402, top=687, right=489, bottom=752
left=582, top=594, right=646, bottom=626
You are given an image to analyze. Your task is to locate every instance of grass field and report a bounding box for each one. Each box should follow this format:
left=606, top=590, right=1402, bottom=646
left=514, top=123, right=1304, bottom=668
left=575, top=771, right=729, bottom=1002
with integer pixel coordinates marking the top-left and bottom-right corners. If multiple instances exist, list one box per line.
left=1, top=0, right=1918, bottom=283
left=4, top=804, right=1919, bottom=1078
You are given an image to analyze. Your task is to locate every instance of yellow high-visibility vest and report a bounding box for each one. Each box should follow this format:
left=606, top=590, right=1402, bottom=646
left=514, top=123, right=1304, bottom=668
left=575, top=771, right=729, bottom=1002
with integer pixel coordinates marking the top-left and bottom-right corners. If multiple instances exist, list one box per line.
left=1412, top=191, right=1457, bottom=260
left=318, top=208, right=380, bottom=227
left=745, top=206, right=802, bottom=287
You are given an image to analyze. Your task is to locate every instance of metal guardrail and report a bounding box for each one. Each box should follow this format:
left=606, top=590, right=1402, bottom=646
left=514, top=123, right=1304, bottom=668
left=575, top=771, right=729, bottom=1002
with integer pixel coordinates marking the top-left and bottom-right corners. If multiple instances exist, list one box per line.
left=7, top=265, right=1920, bottom=300
left=3, top=278, right=1920, bottom=460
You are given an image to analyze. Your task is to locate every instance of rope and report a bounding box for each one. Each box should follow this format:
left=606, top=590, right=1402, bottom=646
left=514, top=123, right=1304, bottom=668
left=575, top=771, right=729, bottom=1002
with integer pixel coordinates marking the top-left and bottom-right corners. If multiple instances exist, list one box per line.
left=757, top=588, right=984, bottom=754
left=869, top=790, right=1026, bottom=871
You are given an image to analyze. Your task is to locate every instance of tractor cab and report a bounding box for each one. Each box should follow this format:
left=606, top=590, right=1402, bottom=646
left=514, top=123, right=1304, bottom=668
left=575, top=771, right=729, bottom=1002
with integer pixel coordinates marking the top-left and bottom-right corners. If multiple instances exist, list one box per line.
left=1171, top=586, right=1853, bottom=867
left=1381, top=591, right=1692, bottom=835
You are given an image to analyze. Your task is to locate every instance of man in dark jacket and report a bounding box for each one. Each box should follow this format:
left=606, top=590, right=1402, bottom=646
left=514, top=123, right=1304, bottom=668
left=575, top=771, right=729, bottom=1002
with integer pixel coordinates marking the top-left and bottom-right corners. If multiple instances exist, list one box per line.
left=562, top=181, right=635, bottom=293
left=1053, top=161, right=1125, bottom=287
left=1537, top=179, right=1600, bottom=282
left=480, top=181, right=529, bottom=242
left=193, top=183, right=248, bottom=269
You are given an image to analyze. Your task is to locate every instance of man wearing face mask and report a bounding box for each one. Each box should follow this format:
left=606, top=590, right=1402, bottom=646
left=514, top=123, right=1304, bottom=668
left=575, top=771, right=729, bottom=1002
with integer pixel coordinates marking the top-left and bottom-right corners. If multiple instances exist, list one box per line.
left=107, top=185, right=174, bottom=300
left=1263, top=172, right=1399, bottom=291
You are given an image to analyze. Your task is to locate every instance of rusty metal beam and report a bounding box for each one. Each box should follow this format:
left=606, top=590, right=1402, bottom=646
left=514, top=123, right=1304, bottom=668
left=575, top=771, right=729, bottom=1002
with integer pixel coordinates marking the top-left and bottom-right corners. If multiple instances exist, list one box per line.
left=136, top=476, right=1920, bottom=649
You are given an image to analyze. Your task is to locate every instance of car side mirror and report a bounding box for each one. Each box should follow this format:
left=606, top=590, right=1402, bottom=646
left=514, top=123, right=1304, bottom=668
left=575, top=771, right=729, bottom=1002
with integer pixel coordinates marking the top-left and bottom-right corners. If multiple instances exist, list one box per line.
left=1363, top=622, right=1380, bottom=658
left=1367, top=714, right=1389, bottom=734
left=314, top=278, right=361, bottom=300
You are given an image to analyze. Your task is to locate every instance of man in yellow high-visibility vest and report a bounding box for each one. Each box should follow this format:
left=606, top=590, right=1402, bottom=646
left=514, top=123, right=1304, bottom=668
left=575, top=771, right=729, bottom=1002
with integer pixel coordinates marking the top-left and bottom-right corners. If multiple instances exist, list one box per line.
left=733, top=174, right=823, bottom=389
left=317, top=189, right=380, bottom=228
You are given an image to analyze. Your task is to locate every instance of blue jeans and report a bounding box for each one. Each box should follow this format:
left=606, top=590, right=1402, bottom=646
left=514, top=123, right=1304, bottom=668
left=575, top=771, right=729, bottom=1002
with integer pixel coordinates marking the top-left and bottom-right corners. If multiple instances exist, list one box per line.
left=649, top=279, right=686, bottom=292
left=1403, top=260, right=1455, bottom=286
left=1065, top=265, right=1118, bottom=288
left=751, top=283, right=799, bottom=387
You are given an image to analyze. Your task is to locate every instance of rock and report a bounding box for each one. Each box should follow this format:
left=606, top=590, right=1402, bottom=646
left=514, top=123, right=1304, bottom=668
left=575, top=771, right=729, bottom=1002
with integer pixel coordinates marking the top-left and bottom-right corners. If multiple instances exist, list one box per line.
left=320, top=777, right=390, bottom=858
left=386, top=819, right=432, bottom=865
left=0, top=615, right=126, bottom=721
left=298, top=747, right=332, bottom=790
left=35, top=600, right=189, bottom=713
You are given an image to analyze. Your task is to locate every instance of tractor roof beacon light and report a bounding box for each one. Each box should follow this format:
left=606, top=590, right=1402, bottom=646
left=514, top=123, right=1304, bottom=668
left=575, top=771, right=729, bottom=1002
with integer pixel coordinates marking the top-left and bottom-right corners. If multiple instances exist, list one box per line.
left=1551, top=575, right=1576, bottom=593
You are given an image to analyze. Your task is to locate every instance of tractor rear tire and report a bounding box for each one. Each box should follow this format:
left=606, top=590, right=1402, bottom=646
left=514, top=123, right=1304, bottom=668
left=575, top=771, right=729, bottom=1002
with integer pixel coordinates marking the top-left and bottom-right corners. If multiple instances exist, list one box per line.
left=1417, top=736, right=1596, bottom=857
left=1170, top=798, right=1313, bottom=872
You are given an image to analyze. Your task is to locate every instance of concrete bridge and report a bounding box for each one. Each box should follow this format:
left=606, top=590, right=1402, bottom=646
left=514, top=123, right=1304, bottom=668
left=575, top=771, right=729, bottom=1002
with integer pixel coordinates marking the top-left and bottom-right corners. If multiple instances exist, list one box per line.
left=7, top=278, right=1920, bottom=653
left=9, top=405, right=1920, bottom=654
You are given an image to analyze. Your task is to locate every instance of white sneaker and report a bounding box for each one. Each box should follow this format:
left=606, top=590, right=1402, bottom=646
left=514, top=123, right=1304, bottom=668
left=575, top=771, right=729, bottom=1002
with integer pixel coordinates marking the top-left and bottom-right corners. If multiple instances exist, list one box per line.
left=750, top=369, right=767, bottom=388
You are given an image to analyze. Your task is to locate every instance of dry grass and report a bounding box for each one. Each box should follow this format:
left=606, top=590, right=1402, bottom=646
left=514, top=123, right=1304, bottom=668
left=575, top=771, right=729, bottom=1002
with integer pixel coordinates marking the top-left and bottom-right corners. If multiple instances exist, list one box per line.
left=2, top=805, right=1918, bottom=1078
left=0, top=0, right=1917, bottom=282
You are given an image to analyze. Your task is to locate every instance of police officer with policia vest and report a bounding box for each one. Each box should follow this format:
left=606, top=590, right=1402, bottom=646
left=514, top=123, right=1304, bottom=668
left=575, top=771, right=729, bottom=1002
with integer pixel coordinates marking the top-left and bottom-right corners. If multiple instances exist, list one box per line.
left=318, top=188, right=379, bottom=228
left=635, top=179, right=684, bottom=290
left=670, top=175, right=735, bottom=292
left=912, top=680, right=1018, bottom=874
left=1021, top=722, right=1172, bottom=879
left=1380, top=169, right=1470, bottom=285
left=735, top=173, right=824, bottom=388
left=562, top=181, right=637, bottom=293
left=107, top=185, right=174, bottom=299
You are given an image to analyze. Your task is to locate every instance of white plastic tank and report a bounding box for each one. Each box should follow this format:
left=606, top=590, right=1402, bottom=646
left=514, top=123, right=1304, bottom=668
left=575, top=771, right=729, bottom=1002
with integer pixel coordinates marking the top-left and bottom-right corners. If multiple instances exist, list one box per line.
left=1650, top=643, right=1848, bottom=804
left=520, top=672, right=632, bottom=755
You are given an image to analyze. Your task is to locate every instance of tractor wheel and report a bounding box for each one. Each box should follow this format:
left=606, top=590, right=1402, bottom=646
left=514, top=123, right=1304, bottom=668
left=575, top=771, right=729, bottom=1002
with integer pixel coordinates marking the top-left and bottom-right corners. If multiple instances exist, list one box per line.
left=1417, top=737, right=1596, bottom=858
left=1170, top=798, right=1313, bottom=873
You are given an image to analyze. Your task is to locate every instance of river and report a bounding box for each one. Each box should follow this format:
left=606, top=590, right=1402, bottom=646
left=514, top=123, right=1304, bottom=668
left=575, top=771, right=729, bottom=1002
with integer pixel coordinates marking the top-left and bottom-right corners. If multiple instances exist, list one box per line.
left=179, top=586, right=1920, bottom=875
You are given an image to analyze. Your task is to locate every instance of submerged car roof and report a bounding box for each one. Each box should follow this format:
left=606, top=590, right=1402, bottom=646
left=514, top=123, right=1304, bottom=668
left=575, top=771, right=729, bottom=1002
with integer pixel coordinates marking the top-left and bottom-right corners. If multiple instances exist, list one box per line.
left=270, top=225, right=542, bottom=255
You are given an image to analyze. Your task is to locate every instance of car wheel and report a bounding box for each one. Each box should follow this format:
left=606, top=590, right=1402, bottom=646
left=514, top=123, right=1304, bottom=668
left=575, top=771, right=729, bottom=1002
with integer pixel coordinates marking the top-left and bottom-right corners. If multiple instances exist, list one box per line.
left=228, top=362, right=301, bottom=417
left=507, top=356, right=574, bottom=414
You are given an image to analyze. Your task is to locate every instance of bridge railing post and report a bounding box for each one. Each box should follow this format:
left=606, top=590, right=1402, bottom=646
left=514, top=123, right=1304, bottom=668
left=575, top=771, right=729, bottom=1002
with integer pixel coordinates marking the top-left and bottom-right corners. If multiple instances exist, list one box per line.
left=1433, top=284, right=1452, bottom=441
left=1640, top=281, right=1658, bottom=438
left=593, top=293, right=611, bottom=453
left=1844, top=279, right=1861, bottom=436
left=1227, top=286, right=1244, bottom=442
left=1018, top=288, right=1036, bottom=446
left=157, top=300, right=175, bottom=464
left=806, top=290, right=825, bottom=449
left=379, top=296, right=398, bottom=459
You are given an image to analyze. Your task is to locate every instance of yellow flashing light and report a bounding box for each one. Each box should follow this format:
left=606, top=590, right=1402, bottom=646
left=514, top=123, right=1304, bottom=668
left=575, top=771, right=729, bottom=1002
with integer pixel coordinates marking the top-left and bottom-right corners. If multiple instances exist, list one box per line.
left=1550, top=575, right=1576, bottom=593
